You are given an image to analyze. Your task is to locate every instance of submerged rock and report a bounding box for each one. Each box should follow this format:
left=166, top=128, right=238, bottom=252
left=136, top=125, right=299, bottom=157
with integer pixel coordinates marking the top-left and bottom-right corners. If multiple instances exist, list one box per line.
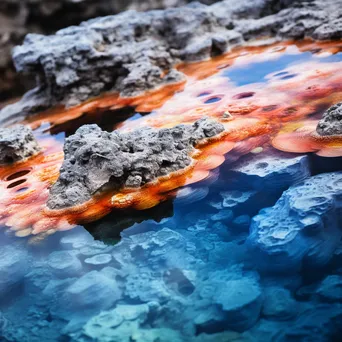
left=0, top=245, right=29, bottom=296
left=317, top=102, right=342, bottom=136
left=47, top=117, right=224, bottom=209
left=262, top=287, right=297, bottom=320
left=219, top=149, right=311, bottom=218
left=316, top=275, right=342, bottom=303
left=0, top=125, right=40, bottom=164
left=1, top=0, right=342, bottom=121
left=247, top=172, right=342, bottom=273
left=214, top=277, right=263, bottom=332
left=56, top=270, right=121, bottom=317
left=78, top=302, right=158, bottom=342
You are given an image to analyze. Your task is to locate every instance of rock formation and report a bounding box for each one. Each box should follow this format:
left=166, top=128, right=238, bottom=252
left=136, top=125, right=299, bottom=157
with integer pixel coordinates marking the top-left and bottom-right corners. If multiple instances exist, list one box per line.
left=317, top=102, right=342, bottom=136
left=2, top=0, right=342, bottom=123
left=0, top=125, right=41, bottom=164
left=47, top=117, right=224, bottom=209
left=0, top=0, right=197, bottom=104
left=247, top=172, right=342, bottom=273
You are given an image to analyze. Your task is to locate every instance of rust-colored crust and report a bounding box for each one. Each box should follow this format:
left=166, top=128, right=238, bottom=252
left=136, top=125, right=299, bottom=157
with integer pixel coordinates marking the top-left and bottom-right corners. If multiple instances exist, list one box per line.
left=1, top=40, right=342, bottom=236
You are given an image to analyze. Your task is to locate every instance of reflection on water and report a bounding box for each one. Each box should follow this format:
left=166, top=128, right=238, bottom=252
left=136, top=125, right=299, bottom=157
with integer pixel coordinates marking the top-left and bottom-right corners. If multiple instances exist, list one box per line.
left=1, top=41, right=342, bottom=341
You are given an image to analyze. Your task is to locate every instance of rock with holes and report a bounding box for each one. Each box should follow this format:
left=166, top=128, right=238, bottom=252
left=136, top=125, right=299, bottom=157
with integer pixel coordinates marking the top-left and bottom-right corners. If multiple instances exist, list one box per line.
left=0, top=0, right=197, bottom=106
left=220, top=150, right=311, bottom=218
left=247, top=172, right=342, bottom=274
left=226, top=150, right=311, bottom=193
left=317, top=102, right=342, bottom=136
left=0, top=125, right=40, bottom=164
left=2, top=0, right=342, bottom=122
left=47, top=118, right=224, bottom=209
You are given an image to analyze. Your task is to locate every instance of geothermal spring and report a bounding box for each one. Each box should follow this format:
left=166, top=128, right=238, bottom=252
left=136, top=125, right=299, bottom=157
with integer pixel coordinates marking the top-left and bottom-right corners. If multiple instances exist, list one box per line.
left=0, top=1, right=342, bottom=341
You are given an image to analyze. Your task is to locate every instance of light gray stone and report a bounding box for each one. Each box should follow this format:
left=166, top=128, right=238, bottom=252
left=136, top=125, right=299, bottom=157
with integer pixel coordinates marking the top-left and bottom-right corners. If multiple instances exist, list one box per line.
left=0, top=125, right=40, bottom=164
left=317, top=102, right=342, bottom=136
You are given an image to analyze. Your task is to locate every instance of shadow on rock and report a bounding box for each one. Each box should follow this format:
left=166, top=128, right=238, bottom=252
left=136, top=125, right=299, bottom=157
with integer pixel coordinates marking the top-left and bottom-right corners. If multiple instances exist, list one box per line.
left=84, top=200, right=174, bottom=244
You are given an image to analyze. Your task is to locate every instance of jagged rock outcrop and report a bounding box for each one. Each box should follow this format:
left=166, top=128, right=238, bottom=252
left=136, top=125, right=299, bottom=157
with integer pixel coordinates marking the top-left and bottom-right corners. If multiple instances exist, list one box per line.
left=247, top=172, right=342, bottom=273
left=47, top=117, right=224, bottom=209
left=0, top=125, right=41, bottom=164
left=317, top=102, right=342, bottom=136
left=2, top=0, right=342, bottom=123
left=0, top=0, right=197, bottom=104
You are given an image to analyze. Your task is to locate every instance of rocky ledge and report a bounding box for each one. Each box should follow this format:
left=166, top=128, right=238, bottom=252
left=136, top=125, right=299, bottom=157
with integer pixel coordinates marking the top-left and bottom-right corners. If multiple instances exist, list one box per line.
left=317, top=102, right=342, bottom=136
left=1, top=0, right=342, bottom=123
left=0, top=125, right=41, bottom=165
left=0, top=0, right=195, bottom=104
left=47, top=117, right=224, bottom=209
left=247, top=172, right=342, bottom=273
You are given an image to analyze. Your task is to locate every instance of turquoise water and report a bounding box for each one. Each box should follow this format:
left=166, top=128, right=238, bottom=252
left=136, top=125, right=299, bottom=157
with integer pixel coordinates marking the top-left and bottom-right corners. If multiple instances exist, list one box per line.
left=0, top=48, right=342, bottom=342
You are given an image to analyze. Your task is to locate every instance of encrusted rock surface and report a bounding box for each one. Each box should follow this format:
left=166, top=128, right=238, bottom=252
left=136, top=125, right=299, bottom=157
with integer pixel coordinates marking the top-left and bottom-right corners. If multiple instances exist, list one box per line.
left=0, top=0, right=196, bottom=104
left=47, top=117, right=224, bottom=209
left=2, top=0, right=342, bottom=122
left=317, top=102, right=342, bottom=136
left=247, top=172, right=342, bottom=273
left=0, top=125, right=41, bottom=164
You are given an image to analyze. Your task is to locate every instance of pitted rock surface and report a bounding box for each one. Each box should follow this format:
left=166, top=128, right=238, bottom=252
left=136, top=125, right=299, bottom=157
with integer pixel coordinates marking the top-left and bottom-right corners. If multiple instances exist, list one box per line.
left=0, top=0, right=195, bottom=104
left=47, top=117, right=224, bottom=209
left=0, top=125, right=41, bottom=164
left=317, top=102, right=342, bottom=136
left=247, top=172, right=342, bottom=274
left=2, top=0, right=342, bottom=123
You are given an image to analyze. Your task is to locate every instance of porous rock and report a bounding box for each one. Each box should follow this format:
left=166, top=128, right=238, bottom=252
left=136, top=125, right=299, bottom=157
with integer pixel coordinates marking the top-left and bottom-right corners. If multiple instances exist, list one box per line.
left=47, top=251, right=82, bottom=278
left=0, top=125, right=41, bottom=164
left=47, top=117, right=224, bottom=209
left=317, top=102, right=342, bottom=136
left=0, top=0, right=194, bottom=104
left=2, top=0, right=342, bottom=122
left=247, top=172, right=342, bottom=274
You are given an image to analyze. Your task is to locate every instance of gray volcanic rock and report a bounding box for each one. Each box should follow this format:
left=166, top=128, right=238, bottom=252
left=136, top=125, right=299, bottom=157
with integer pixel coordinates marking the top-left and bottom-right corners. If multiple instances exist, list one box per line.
left=0, top=0, right=194, bottom=104
left=0, top=125, right=41, bottom=164
left=2, top=0, right=342, bottom=123
left=317, top=102, right=342, bottom=136
left=47, top=117, right=224, bottom=209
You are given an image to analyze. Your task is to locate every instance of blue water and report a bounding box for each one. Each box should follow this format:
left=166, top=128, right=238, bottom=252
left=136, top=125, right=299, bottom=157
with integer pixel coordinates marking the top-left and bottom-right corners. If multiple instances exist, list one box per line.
left=223, top=51, right=341, bottom=85
left=1, top=47, right=342, bottom=342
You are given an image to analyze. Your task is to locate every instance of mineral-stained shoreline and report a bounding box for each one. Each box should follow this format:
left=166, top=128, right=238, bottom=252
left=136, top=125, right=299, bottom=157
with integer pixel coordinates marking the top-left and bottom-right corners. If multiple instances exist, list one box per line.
left=1, top=0, right=342, bottom=124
